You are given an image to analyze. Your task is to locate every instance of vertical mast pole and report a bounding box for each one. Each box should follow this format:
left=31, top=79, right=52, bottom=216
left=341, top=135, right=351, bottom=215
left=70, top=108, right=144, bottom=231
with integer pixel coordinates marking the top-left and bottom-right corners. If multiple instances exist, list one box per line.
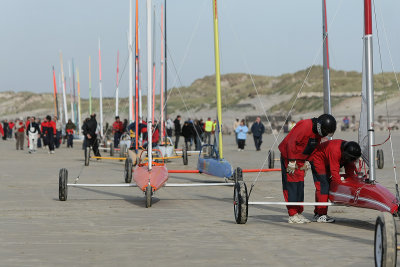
left=129, top=0, right=134, bottom=123
left=135, top=0, right=139, bottom=150
left=164, top=0, right=167, bottom=140
left=98, top=38, right=104, bottom=137
left=52, top=66, right=59, bottom=118
left=147, top=0, right=153, bottom=170
left=212, top=0, right=223, bottom=159
left=152, top=7, right=156, bottom=124
left=116, top=50, right=120, bottom=117
left=59, top=72, right=64, bottom=121
left=160, top=4, right=165, bottom=143
left=77, top=68, right=82, bottom=135
left=364, top=0, right=375, bottom=181
left=138, top=27, right=143, bottom=126
left=68, top=61, right=75, bottom=123
left=89, top=56, right=92, bottom=114
left=72, top=59, right=77, bottom=123
left=322, top=0, right=331, bottom=114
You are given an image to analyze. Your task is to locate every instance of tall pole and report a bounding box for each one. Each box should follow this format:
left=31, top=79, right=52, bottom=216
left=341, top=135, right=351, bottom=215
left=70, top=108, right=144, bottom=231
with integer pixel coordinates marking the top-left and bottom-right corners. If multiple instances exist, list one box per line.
left=52, top=66, right=59, bottom=118
left=129, top=0, right=134, bottom=123
left=160, top=4, right=165, bottom=143
left=147, top=0, right=153, bottom=170
left=116, top=50, right=120, bottom=117
left=322, top=0, right=331, bottom=115
left=89, top=56, right=92, bottom=114
left=77, top=68, right=82, bottom=136
left=364, top=0, right=375, bottom=181
left=58, top=72, right=64, bottom=122
left=135, top=0, right=140, bottom=150
left=164, top=0, right=167, bottom=138
left=138, top=27, right=143, bottom=126
left=68, top=61, right=75, bottom=123
left=212, top=0, right=223, bottom=159
left=152, top=7, right=156, bottom=124
left=98, top=38, right=104, bottom=137
left=72, top=59, right=77, bottom=123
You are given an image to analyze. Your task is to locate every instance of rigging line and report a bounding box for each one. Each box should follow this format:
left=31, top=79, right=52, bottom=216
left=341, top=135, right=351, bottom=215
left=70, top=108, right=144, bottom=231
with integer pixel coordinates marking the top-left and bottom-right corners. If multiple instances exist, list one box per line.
left=247, top=0, right=345, bottom=199
left=373, top=0, right=399, bottom=195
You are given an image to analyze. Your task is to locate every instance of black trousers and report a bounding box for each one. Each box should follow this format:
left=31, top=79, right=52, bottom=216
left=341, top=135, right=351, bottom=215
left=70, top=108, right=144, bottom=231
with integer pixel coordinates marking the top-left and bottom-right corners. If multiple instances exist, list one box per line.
left=238, top=139, right=245, bottom=149
left=253, top=135, right=262, bottom=150
left=87, top=135, right=101, bottom=156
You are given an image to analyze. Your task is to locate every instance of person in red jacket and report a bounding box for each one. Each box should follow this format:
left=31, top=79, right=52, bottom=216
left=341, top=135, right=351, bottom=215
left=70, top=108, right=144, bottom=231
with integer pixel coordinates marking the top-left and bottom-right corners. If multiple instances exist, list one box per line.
left=278, top=114, right=336, bottom=223
left=42, top=115, right=56, bottom=154
left=112, top=116, right=124, bottom=148
left=309, top=140, right=360, bottom=223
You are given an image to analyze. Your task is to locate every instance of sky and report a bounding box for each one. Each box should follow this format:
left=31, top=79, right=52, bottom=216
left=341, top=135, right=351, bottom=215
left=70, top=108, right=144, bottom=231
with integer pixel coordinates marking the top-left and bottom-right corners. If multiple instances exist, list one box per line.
left=0, top=0, right=400, bottom=99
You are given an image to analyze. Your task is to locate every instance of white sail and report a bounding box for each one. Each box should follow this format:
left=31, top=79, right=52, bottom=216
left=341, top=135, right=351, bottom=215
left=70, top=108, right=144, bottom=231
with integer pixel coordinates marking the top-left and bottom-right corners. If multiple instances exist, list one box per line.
left=359, top=40, right=369, bottom=166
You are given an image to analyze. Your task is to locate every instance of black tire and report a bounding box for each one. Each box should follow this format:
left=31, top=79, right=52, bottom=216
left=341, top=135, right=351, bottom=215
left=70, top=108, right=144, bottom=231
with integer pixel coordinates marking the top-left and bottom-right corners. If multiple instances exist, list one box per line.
left=59, top=168, right=68, bottom=201
left=374, top=212, right=397, bottom=267
left=110, top=142, right=114, bottom=157
left=234, top=181, right=248, bottom=224
left=183, top=146, right=188, bottom=165
left=377, top=149, right=384, bottom=169
left=235, top=167, right=243, bottom=182
left=84, top=146, right=90, bottom=166
left=120, top=144, right=127, bottom=161
left=145, top=185, right=152, bottom=208
left=124, top=158, right=133, bottom=183
left=268, top=150, right=275, bottom=169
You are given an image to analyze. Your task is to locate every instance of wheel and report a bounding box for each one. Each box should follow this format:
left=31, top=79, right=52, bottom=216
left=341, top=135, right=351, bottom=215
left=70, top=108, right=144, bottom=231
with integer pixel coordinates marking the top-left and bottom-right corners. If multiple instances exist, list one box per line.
left=235, top=167, right=243, bottom=182
left=374, top=212, right=397, bottom=267
left=377, top=149, right=384, bottom=169
left=84, top=146, right=90, bottom=166
left=233, top=181, right=248, bottom=224
left=268, top=150, right=275, bottom=169
left=124, top=158, right=133, bottom=183
left=182, top=146, right=188, bottom=165
left=145, top=185, right=152, bottom=208
left=59, top=168, right=68, bottom=201
left=110, top=142, right=114, bottom=156
left=120, top=144, right=127, bottom=161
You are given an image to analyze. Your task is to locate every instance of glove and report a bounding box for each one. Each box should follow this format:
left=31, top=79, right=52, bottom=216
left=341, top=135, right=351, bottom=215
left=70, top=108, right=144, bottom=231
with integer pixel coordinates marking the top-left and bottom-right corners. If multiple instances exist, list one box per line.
left=287, top=161, right=297, bottom=174
left=300, top=161, right=311, bottom=171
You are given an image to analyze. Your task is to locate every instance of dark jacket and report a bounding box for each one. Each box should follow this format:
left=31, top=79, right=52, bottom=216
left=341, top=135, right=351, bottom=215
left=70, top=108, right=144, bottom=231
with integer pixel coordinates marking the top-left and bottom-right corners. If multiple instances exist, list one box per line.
left=181, top=123, right=194, bottom=139
left=26, top=122, right=41, bottom=136
left=82, top=117, right=97, bottom=136
left=251, top=122, right=265, bottom=137
left=174, top=119, right=181, bottom=136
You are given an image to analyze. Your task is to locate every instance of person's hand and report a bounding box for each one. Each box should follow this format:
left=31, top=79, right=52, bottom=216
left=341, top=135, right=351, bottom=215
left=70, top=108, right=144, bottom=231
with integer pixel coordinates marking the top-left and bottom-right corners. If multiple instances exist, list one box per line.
left=87, top=134, right=92, bottom=139
left=287, top=161, right=297, bottom=174
left=300, top=161, right=311, bottom=171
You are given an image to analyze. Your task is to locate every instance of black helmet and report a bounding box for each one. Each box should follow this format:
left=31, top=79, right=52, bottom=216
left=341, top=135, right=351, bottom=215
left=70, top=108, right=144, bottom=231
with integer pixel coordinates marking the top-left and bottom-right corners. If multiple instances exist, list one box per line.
left=317, top=114, right=336, bottom=137
left=342, top=141, right=361, bottom=162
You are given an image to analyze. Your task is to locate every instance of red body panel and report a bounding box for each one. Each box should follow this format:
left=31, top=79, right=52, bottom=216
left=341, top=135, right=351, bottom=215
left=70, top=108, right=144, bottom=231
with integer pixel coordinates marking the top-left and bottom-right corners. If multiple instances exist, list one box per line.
left=329, top=176, right=398, bottom=214
left=133, top=165, right=168, bottom=192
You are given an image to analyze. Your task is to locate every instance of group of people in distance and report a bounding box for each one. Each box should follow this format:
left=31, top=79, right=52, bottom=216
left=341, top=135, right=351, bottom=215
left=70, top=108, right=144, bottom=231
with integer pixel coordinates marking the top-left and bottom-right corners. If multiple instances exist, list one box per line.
left=279, top=114, right=361, bottom=224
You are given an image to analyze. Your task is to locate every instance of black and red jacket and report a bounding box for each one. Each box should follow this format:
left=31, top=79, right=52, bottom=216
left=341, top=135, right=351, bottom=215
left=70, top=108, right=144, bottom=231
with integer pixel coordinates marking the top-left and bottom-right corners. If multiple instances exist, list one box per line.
left=310, top=139, right=357, bottom=183
left=41, top=121, right=56, bottom=135
left=279, top=119, right=321, bottom=161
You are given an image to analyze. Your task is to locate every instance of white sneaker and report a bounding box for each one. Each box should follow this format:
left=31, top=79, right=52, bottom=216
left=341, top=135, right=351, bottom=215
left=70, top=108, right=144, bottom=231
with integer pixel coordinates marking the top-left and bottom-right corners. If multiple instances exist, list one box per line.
left=238, top=149, right=241, bottom=152
left=288, top=214, right=307, bottom=224
left=313, top=214, right=335, bottom=223
left=296, top=213, right=311, bottom=223
left=50, top=150, right=55, bottom=154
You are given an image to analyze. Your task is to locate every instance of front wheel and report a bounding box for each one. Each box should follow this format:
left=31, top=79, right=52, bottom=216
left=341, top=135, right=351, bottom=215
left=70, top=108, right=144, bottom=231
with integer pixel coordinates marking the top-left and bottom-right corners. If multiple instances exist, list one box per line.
left=84, top=146, right=90, bottom=166
left=145, top=185, right=152, bottom=208
left=59, top=168, right=68, bottom=201
left=234, top=181, right=248, bottom=224
left=124, top=158, right=133, bottom=183
left=374, top=212, right=397, bottom=267
left=182, top=146, right=188, bottom=165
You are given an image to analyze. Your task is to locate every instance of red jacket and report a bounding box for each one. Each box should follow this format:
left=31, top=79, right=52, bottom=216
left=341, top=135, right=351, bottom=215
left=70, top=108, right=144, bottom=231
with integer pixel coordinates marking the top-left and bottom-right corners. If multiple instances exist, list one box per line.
left=41, top=121, right=56, bottom=135
left=310, top=139, right=357, bottom=183
left=8, top=122, right=14, bottom=130
left=16, top=121, right=25, bottom=133
left=0, top=123, right=3, bottom=137
left=278, top=119, right=321, bottom=161
left=112, top=121, right=123, bottom=133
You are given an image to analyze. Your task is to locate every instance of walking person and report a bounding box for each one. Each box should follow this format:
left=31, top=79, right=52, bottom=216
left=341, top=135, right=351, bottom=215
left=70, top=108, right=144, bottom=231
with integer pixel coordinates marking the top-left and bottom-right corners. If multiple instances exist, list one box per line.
left=194, top=119, right=203, bottom=151
left=173, top=115, right=181, bottom=149
left=26, top=117, right=41, bottom=153
left=233, top=118, right=240, bottom=145
left=2, top=119, right=9, bottom=140
left=82, top=114, right=101, bottom=157
left=8, top=120, right=14, bottom=139
left=203, top=117, right=213, bottom=145
left=235, top=119, right=248, bottom=151
left=54, top=116, right=63, bottom=148
left=112, top=116, right=124, bottom=148
left=166, top=116, right=173, bottom=138
left=250, top=116, right=265, bottom=151
left=42, top=115, right=56, bottom=154
left=65, top=119, right=76, bottom=148
left=15, top=118, right=25, bottom=150
left=181, top=121, right=194, bottom=150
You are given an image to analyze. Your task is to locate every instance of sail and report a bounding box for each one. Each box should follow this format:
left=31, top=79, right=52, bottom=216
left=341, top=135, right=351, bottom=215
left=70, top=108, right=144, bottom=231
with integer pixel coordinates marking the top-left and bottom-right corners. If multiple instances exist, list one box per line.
left=358, top=41, right=369, bottom=166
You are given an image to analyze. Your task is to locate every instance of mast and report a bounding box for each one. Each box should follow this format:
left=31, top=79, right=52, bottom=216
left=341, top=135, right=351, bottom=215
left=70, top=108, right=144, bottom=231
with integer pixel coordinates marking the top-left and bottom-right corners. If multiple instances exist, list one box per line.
left=138, top=26, right=143, bottom=126
left=152, top=7, right=156, bottom=124
left=98, top=38, right=104, bottom=137
left=322, top=0, right=331, bottom=114
left=72, top=59, right=77, bottom=123
left=89, top=56, right=92, bottom=114
left=52, top=66, right=59, bottom=118
left=135, top=0, right=140, bottom=150
left=116, top=50, right=120, bottom=117
left=58, top=72, right=64, bottom=122
left=77, top=68, right=82, bottom=136
left=68, top=61, right=75, bottom=123
left=212, top=0, right=223, bottom=159
left=160, top=4, right=165, bottom=143
left=147, top=0, right=153, bottom=170
left=364, top=0, right=375, bottom=181
left=129, top=0, right=134, bottom=123
left=164, top=0, right=167, bottom=140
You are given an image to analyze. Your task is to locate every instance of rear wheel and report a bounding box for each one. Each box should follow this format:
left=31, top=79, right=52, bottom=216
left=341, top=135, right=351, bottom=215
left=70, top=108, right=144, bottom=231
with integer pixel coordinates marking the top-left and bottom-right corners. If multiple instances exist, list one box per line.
left=374, top=212, right=397, bottom=267
left=59, top=168, right=68, bottom=201
left=234, top=181, right=248, bottom=224
left=235, top=167, right=243, bottom=182
left=110, top=142, right=114, bottom=156
left=268, top=150, right=275, bottom=169
left=124, top=158, right=133, bottom=183
left=145, top=185, right=152, bottom=208
left=377, top=149, right=384, bottom=169
left=183, top=146, right=188, bottom=165
left=84, top=147, right=90, bottom=166
left=120, top=144, right=127, bottom=161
